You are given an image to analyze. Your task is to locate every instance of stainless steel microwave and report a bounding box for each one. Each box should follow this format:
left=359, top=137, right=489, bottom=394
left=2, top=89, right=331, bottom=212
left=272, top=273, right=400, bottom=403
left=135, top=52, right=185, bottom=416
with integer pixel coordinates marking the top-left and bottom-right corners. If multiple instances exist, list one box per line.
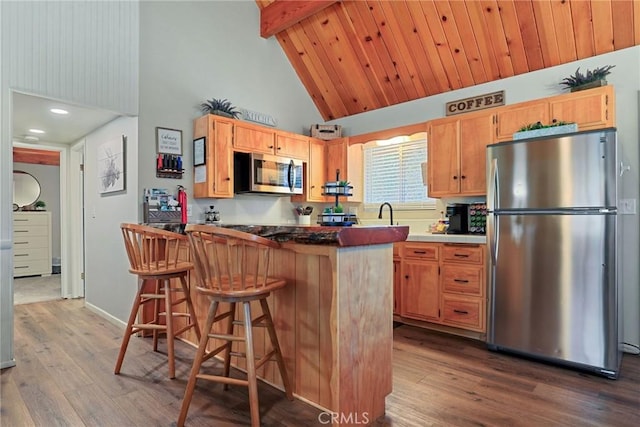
left=234, top=152, right=303, bottom=195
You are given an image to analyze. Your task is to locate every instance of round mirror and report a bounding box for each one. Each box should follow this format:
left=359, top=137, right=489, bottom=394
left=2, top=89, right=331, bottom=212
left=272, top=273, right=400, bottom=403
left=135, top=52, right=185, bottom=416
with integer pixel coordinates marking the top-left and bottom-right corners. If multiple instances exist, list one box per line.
left=13, top=170, right=41, bottom=208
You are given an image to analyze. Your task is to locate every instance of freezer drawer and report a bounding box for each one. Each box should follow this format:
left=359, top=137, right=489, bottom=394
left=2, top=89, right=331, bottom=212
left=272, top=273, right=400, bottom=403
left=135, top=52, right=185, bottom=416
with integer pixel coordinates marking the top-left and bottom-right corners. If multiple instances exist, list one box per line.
left=487, top=212, right=619, bottom=373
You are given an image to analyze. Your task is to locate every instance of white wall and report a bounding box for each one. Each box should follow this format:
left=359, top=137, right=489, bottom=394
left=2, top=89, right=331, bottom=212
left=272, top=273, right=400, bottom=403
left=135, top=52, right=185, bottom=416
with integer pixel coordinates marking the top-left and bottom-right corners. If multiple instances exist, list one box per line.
left=138, top=1, right=324, bottom=225
left=331, top=47, right=640, bottom=347
left=0, top=0, right=139, bottom=367
left=83, top=116, right=139, bottom=322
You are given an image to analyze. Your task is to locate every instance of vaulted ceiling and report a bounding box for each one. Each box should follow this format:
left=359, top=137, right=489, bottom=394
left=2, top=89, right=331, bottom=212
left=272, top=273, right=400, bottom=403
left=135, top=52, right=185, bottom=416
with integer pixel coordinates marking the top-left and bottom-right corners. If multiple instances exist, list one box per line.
left=257, top=0, right=640, bottom=121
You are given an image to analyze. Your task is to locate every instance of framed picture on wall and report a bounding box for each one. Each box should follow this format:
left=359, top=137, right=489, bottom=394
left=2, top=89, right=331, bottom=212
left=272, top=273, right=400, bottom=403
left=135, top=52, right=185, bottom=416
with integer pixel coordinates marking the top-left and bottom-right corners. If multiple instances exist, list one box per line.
left=97, top=135, right=126, bottom=194
left=193, top=137, right=206, bottom=166
left=156, top=127, right=182, bottom=155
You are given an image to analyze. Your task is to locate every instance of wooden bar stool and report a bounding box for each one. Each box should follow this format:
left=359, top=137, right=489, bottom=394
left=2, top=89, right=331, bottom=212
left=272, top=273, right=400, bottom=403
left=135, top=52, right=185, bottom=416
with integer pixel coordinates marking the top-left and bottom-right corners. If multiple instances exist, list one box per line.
left=178, top=225, right=293, bottom=427
left=115, top=223, right=201, bottom=379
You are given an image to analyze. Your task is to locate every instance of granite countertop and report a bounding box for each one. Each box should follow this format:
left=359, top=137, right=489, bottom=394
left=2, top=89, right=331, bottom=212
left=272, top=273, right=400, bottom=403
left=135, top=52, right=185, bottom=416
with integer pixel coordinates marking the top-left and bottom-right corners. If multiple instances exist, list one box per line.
left=221, top=224, right=409, bottom=247
left=407, top=232, right=486, bottom=244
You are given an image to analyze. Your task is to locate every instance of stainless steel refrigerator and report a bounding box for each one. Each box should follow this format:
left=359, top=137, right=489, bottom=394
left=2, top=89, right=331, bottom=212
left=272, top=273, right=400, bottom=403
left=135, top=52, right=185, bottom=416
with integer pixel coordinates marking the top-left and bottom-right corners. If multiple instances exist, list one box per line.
left=486, top=128, right=623, bottom=379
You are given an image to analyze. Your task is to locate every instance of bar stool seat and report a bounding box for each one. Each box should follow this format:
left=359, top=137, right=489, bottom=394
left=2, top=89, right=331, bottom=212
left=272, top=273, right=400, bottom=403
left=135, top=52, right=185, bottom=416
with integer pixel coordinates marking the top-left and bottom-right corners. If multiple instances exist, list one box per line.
left=115, top=223, right=201, bottom=379
left=178, top=225, right=293, bottom=427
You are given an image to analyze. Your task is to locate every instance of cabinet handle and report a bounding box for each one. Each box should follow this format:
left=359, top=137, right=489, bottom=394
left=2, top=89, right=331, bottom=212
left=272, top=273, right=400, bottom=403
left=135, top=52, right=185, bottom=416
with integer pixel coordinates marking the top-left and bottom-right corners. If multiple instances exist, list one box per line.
left=14, top=254, right=28, bottom=257
left=14, top=242, right=28, bottom=245
left=15, top=219, right=28, bottom=221
left=413, top=250, right=427, bottom=254
left=453, top=279, right=469, bottom=283
left=225, top=177, right=231, bottom=181
left=452, top=176, right=458, bottom=180
left=277, top=146, right=281, bottom=150
left=461, top=175, right=466, bottom=179
left=15, top=266, right=29, bottom=269
left=453, top=309, right=469, bottom=315
left=454, top=253, right=469, bottom=258
left=405, top=275, right=409, bottom=279
left=268, top=145, right=274, bottom=149
left=14, top=230, right=28, bottom=233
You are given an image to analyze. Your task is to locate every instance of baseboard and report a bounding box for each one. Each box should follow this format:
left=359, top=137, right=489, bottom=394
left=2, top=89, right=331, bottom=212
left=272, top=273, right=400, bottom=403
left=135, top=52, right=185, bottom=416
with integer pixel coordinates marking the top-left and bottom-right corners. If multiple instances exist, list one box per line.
left=84, top=301, right=127, bottom=328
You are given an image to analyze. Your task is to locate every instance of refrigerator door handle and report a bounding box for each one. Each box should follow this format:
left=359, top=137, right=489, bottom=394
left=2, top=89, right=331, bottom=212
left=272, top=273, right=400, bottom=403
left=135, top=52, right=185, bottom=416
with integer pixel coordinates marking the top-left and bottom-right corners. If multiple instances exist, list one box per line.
left=488, top=158, right=499, bottom=265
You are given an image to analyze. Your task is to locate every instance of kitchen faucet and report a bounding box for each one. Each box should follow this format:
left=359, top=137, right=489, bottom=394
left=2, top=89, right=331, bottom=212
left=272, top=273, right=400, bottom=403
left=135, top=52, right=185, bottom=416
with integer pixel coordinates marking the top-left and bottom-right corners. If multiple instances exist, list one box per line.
left=378, top=202, right=394, bottom=226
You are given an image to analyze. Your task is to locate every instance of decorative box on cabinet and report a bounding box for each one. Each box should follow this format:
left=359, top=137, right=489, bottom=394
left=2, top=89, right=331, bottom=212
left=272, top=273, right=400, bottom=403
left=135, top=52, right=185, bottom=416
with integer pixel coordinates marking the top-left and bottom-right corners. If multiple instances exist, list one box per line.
left=13, top=212, right=52, bottom=277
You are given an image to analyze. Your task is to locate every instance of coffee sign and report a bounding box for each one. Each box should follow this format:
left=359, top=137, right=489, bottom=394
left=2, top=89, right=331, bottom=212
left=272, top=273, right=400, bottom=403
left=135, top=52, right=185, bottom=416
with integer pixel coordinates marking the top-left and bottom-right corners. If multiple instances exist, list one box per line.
left=445, top=91, right=505, bottom=116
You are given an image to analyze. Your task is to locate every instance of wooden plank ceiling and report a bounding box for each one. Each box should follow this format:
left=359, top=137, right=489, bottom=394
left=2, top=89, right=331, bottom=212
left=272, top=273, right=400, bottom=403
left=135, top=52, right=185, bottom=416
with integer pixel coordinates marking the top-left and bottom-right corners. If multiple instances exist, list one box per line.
left=257, top=0, right=640, bottom=121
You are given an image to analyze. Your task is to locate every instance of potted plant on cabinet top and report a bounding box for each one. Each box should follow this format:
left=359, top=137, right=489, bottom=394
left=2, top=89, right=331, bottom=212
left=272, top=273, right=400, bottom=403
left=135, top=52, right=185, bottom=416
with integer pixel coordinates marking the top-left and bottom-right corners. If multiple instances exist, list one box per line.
left=200, top=98, right=240, bottom=119
left=514, top=120, right=577, bottom=140
left=559, top=65, right=615, bottom=92
left=34, top=200, right=46, bottom=211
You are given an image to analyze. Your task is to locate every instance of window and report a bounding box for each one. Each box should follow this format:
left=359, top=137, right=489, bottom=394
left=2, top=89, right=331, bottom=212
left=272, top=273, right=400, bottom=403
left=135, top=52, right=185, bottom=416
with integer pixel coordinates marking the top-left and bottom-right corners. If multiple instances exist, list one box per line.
left=363, top=135, right=436, bottom=210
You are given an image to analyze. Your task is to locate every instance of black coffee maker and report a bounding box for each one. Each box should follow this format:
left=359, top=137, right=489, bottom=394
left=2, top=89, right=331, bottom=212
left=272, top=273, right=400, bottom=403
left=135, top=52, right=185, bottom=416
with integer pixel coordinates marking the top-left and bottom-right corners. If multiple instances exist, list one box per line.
left=446, top=203, right=469, bottom=234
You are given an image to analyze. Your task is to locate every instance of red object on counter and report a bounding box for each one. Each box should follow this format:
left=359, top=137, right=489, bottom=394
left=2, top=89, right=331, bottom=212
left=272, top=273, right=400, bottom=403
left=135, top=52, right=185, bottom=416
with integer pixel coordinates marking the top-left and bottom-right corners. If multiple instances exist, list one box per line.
left=157, top=154, right=163, bottom=170
left=178, top=186, right=187, bottom=224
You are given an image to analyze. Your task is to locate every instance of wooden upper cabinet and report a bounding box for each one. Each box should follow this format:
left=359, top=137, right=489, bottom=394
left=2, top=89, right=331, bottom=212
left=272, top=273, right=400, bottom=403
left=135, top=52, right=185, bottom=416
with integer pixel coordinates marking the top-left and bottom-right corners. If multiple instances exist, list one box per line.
left=428, top=112, right=493, bottom=198
left=233, top=121, right=276, bottom=154
left=459, top=113, right=495, bottom=195
left=549, top=85, right=614, bottom=131
left=495, top=101, right=549, bottom=142
left=292, top=137, right=326, bottom=203
left=193, top=115, right=234, bottom=199
left=275, top=131, right=310, bottom=161
left=494, top=85, right=615, bottom=142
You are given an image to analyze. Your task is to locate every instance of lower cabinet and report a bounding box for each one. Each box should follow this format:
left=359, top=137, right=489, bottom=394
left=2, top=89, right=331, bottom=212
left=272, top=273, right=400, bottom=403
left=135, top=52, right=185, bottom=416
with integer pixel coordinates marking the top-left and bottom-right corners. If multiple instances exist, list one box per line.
left=396, top=242, right=486, bottom=334
left=13, top=212, right=52, bottom=277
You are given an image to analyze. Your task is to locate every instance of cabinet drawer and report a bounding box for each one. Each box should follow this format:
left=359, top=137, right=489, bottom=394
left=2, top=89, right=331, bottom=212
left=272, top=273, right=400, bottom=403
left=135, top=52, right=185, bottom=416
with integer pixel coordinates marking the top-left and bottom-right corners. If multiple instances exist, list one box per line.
left=442, top=265, right=483, bottom=296
left=402, top=243, right=438, bottom=260
left=441, top=295, right=484, bottom=331
left=14, top=259, right=50, bottom=277
left=14, top=247, right=49, bottom=261
left=13, top=213, right=49, bottom=226
left=13, top=234, right=49, bottom=247
left=441, top=244, right=483, bottom=264
left=13, top=225, right=48, bottom=237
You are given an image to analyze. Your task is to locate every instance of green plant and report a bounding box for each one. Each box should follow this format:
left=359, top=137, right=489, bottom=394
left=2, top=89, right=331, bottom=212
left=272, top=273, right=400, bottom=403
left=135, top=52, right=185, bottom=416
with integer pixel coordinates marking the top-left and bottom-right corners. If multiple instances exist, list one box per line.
left=333, top=204, right=344, bottom=214
left=559, top=65, right=615, bottom=89
left=200, top=98, right=240, bottom=118
left=34, top=200, right=46, bottom=209
left=338, top=180, right=350, bottom=187
left=518, top=119, right=575, bottom=132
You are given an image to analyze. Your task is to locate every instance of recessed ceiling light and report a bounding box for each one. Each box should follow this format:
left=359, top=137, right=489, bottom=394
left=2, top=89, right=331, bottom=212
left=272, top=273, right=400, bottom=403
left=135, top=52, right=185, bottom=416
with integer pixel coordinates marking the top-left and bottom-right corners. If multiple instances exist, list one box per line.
left=23, top=135, right=39, bottom=142
left=50, top=108, right=69, bottom=115
left=28, top=128, right=45, bottom=134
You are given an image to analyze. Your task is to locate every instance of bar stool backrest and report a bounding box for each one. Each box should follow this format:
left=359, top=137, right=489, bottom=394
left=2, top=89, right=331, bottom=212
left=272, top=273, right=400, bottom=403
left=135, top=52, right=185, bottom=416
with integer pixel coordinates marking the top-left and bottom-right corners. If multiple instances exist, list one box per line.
left=120, top=223, right=189, bottom=275
left=185, top=225, right=281, bottom=295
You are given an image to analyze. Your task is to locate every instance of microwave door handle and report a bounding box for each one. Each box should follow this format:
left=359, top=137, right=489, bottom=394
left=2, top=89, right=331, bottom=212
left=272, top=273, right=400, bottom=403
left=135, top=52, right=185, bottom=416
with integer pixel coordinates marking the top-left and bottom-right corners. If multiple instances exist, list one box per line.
left=288, top=160, right=294, bottom=192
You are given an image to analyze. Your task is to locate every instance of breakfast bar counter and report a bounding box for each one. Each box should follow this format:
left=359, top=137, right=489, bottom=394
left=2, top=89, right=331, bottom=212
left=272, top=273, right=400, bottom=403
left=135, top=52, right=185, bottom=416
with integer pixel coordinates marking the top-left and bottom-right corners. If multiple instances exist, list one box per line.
left=176, top=224, right=409, bottom=426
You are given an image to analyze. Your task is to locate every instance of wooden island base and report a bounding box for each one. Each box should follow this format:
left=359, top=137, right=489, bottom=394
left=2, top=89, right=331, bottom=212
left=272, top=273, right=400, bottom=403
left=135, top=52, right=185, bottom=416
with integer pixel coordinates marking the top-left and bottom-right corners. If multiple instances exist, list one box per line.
left=176, top=233, right=404, bottom=426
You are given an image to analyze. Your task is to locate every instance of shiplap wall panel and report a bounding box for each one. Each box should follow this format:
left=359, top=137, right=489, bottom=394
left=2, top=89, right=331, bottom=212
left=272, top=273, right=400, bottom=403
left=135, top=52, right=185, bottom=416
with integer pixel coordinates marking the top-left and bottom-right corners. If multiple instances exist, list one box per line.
left=2, top=1, right=138, bottom=115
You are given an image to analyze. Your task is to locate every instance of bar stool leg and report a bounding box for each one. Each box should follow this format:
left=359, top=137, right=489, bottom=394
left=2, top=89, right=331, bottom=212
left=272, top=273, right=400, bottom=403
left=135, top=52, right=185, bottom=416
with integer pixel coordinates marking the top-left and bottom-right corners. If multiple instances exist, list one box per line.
left=243, top=301, right=260, bottom=427
left=222, top=302, right=236, bottom=390
left=177, top=300, right=219, bottom=427
left=115, top=280, right=145, bottom=374
left=180, top=275, right=201, bottom=342
left=260, top=298, right=293, bottom=400
left=164, top=278, right=176, bottom=379
left=152, top=279, right=160, bottom=352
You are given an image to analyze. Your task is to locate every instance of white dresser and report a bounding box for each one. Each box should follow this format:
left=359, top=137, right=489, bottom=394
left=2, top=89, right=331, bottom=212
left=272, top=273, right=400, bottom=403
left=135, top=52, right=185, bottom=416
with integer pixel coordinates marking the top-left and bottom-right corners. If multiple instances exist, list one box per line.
left=13, top=212, right=52, bottom=277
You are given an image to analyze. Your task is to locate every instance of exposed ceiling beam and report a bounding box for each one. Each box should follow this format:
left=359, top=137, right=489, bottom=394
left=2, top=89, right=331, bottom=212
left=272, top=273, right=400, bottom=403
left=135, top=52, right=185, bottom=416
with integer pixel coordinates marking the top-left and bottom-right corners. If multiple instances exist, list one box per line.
left=260, top=0, right=338, bottom=38
left=13, top=147, right=60, bottom=166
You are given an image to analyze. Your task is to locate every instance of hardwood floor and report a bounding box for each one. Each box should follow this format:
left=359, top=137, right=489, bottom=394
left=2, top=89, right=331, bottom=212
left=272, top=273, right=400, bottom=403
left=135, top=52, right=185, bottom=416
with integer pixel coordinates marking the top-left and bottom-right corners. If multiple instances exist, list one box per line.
left=2, top=299, right=639, bottom=426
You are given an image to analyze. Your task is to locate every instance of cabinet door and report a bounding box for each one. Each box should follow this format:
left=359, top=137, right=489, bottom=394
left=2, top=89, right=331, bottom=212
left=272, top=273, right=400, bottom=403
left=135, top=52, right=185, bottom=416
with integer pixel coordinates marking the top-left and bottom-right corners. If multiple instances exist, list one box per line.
left=393, top=258, right=401, bottom=315
left=326, top=138, right=349, bottom=203
left=459, top=113, right=494, bottom=195
left=276, top=131, right=309, bottom=161
left=308, top=138, right=327, bottom=201
left=213, top=120, right=234, bottom=197
left=234, top=122, right=276, bottom=154
left=495, top=101, right=549, bottom=142
left=549, top=85, right=614, bottom=131
left=428, top=119, right=459, bottom=197
left=401, top=259, right=439, bottom=321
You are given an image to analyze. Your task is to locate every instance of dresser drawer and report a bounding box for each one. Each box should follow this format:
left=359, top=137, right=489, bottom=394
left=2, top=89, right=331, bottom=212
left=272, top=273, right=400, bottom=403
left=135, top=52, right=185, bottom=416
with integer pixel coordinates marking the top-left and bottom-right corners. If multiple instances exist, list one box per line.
left=441, top=244, right=483, bottom=264
left=441, top=295, right=484, bottom=332
left=12, top=234, right=49, bottom=248
left=13, top=212, right=49, bottom=226
left=14, top=247, right=49, bottom=261
left=14, top=259, right=50, bottom=277
left=13, top=225, right=49, bottom=237
left=442, top=265, right=483, bottom=296
left=402, top=243, right=438, bottom=260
